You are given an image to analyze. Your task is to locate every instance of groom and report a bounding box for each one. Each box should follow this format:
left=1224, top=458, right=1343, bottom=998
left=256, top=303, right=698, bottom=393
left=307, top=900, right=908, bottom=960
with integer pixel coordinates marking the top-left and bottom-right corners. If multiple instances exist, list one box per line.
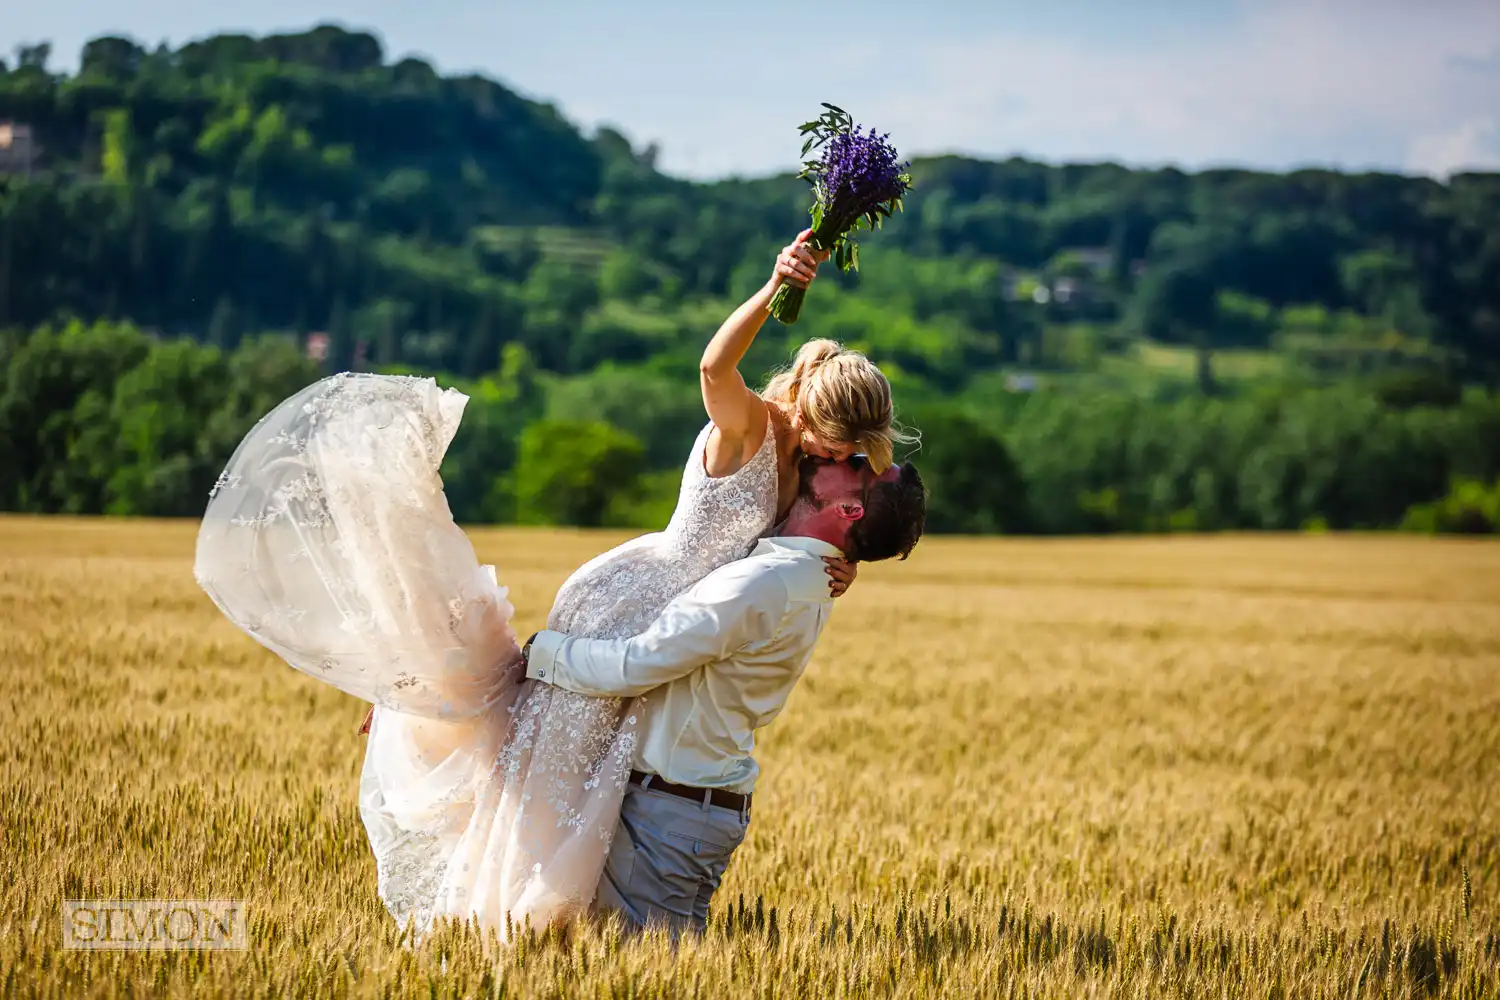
left=520, top=454, right=926, bottom=934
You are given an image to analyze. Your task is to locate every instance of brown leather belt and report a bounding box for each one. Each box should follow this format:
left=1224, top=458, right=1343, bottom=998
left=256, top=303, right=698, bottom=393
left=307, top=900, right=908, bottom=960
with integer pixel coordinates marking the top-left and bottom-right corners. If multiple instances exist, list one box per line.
left=629, top=769, right=750, bottom=813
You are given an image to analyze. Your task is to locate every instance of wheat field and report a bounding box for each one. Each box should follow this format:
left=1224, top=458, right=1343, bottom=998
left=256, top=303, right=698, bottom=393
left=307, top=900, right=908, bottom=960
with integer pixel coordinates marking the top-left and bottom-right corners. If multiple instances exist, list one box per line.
left=1, top=515, right=1497, bottom=998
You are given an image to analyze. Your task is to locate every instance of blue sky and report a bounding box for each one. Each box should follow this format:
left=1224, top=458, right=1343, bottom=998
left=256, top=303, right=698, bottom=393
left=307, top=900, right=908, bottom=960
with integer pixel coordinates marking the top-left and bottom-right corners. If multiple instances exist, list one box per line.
left=4, top=0, right=1498, bottom=180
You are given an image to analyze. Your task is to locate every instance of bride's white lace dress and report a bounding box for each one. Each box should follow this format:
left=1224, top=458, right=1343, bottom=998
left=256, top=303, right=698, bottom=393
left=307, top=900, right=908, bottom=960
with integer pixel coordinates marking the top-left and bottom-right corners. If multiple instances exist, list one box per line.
left=194, top=372, right=778, bottom=939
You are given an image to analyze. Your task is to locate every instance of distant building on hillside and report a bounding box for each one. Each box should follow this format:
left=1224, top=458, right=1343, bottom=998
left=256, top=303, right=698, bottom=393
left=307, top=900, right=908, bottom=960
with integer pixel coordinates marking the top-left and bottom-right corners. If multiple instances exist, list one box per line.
left=1051, top=277, right=1081, bottom=305
left=0, top=122, right=39, bottom=177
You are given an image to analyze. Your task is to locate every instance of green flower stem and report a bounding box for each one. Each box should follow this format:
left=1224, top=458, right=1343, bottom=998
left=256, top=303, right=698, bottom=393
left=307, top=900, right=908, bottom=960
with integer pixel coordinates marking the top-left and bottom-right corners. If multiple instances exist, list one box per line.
left=768, top=282, right=807, bottom=325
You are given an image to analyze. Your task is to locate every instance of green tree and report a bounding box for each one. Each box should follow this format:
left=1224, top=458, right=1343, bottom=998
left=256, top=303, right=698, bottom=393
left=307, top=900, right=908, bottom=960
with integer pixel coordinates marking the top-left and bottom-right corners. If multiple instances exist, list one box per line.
left=203, top=334, right=321, bottom=461
left=93, top=339, right=230, bottom=515
left=1127, top=259, right=1221, bottom=393
left=438, top=349, right=546, bottom=525
left=507, top=419, right=646, bottom=527
left=80, top=36, right=146, bottom=80
left=0, top=320, right=151, bottom=512
left=902, top=404, right=1029, bottom=534
left=597, top=248, right=659, bottom=301
left=543, top=364, right=703, bottom=469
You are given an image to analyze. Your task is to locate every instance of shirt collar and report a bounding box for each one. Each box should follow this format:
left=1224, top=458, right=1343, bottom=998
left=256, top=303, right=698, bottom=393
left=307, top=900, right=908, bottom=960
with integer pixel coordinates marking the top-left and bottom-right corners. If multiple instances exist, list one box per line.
left=753, top=534, right=845, bottom=561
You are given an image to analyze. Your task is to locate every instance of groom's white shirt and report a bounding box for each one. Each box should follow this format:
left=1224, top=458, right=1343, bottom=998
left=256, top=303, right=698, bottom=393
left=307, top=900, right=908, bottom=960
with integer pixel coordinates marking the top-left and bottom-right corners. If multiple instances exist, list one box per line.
left=524, top=535, right=840, bottom=795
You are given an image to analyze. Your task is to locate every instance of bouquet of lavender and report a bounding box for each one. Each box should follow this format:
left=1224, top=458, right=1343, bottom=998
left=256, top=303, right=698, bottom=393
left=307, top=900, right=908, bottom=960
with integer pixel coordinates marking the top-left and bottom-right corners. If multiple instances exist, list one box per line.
left=769, top=103, right=913, bottom=324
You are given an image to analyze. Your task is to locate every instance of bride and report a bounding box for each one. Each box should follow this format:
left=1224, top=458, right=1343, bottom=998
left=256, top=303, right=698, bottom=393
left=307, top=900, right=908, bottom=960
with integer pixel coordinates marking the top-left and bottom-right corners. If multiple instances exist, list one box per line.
left=195, top=230, right=913, bottom=938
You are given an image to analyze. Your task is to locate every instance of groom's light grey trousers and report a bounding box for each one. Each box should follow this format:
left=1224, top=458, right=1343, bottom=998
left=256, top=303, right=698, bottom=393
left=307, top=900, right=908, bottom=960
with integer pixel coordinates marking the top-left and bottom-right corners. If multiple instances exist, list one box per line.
left=590, top=778, right=751, bottom=934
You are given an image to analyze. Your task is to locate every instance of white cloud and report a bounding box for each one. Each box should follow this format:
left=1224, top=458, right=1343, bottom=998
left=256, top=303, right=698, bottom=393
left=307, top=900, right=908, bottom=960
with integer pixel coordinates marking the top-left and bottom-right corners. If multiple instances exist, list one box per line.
left=625, top=0, right=1500, bottom=179
left=1407, top=119, right=1500, bottom=177
left=871, top=0, right=1500, bottom=177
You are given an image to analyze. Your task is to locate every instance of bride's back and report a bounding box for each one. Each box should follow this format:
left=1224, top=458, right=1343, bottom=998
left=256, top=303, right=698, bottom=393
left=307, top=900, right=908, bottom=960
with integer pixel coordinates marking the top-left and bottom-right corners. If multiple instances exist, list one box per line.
left=546, top=421, right=778, bottom=640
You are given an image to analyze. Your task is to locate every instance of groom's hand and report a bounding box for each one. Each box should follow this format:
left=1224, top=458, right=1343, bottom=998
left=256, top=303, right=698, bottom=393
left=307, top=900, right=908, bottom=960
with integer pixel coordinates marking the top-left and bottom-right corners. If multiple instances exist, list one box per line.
left=517, top=633, right=539, bottom=684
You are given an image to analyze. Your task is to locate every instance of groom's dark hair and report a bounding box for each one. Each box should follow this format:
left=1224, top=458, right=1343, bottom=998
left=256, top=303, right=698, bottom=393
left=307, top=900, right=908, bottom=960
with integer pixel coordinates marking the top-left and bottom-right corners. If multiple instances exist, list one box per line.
left=845, top=462, right=926, bottom=563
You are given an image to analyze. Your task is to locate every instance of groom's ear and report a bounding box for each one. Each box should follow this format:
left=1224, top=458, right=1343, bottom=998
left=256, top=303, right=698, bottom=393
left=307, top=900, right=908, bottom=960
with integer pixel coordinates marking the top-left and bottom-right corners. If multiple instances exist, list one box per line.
left=834, top=500, right=865, bottom=522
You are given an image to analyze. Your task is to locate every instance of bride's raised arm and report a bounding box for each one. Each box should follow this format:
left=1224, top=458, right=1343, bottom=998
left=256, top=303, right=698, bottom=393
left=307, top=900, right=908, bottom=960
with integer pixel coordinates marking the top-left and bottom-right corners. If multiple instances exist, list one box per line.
left=698, top=230, right=826, bottom=475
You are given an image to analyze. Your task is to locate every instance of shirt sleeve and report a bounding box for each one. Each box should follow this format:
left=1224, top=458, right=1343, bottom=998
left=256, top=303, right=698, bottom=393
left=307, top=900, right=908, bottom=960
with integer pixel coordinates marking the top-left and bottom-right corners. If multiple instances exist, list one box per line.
left=524, top=562, right=788, bottom=698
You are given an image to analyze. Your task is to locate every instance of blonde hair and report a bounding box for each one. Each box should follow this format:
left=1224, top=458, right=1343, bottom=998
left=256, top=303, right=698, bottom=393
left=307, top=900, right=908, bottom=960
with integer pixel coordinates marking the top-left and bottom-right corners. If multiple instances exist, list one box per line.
left=762, top=339, right=917, bottom=473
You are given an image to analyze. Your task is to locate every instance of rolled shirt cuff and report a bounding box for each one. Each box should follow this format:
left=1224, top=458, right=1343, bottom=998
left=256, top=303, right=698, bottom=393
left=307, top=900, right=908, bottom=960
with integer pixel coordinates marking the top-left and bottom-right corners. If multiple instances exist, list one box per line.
left=525, top=630, right=568, bottom=683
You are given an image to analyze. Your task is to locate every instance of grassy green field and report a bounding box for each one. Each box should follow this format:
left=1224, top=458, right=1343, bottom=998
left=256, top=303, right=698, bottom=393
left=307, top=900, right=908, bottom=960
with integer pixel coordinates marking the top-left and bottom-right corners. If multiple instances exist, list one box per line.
left=2, top=517, right=1497, bottom=998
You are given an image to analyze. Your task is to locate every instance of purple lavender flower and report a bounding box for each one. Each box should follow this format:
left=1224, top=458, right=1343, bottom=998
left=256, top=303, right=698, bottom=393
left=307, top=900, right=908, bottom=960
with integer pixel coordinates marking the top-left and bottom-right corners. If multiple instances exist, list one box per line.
left=770, top=105, right=913, bottom=324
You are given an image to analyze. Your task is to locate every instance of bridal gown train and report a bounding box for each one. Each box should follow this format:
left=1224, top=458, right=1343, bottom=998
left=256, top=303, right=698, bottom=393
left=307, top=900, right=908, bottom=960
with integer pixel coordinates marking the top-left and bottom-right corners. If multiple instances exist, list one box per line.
left=194, top=372, right=779, bottom=939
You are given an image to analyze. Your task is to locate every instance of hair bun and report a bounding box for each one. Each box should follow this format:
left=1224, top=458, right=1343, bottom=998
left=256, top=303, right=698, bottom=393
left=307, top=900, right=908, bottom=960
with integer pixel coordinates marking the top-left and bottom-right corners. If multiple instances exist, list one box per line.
left=792, top=339, right=842, bottom=371
left=788, top=340, right=843, bottom=399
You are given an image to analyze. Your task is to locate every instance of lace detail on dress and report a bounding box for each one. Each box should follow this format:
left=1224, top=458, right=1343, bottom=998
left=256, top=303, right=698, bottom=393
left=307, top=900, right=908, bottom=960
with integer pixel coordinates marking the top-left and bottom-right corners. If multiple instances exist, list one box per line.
left=194, top=372, right=518, bottom=725
left=207, top=373, right=459, bottom=529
